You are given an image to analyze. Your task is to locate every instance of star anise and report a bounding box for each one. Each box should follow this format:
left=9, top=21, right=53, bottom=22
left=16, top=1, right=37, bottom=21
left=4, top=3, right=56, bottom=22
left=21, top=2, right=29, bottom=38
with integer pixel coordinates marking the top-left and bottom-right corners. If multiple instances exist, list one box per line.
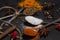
left=39, top=27, right=50, bottom=37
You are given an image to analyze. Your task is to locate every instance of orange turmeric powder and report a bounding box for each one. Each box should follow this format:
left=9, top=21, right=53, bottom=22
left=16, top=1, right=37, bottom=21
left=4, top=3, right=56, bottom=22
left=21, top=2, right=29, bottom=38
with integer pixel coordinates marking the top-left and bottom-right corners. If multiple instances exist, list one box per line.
left=18, top=0, right=43, bottom=10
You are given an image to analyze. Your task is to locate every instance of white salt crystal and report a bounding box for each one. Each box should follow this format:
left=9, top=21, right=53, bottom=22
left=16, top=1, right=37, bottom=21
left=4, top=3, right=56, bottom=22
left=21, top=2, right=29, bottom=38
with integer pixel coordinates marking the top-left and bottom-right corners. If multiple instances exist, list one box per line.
left=25, top=16, right=43, bottom=25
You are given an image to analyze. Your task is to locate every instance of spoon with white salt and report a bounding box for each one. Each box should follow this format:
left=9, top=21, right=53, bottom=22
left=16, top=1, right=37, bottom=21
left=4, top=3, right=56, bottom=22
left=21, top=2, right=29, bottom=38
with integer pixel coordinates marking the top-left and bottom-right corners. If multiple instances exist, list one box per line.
left=25, top=16, right=60, bottom=29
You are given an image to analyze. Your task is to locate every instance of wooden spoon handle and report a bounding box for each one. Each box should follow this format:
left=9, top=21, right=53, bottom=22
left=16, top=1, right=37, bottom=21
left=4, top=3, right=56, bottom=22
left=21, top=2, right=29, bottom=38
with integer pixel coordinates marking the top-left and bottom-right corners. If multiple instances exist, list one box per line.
left=0, top=25, right=16, bottom=39
left=45, top=18, right=60, bottom=27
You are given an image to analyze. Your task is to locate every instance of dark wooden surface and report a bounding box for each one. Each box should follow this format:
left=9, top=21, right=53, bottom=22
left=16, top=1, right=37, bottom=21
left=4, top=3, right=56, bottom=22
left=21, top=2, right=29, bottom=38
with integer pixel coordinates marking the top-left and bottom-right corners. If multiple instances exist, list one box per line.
left=0, top=0, right=60, bottom=40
